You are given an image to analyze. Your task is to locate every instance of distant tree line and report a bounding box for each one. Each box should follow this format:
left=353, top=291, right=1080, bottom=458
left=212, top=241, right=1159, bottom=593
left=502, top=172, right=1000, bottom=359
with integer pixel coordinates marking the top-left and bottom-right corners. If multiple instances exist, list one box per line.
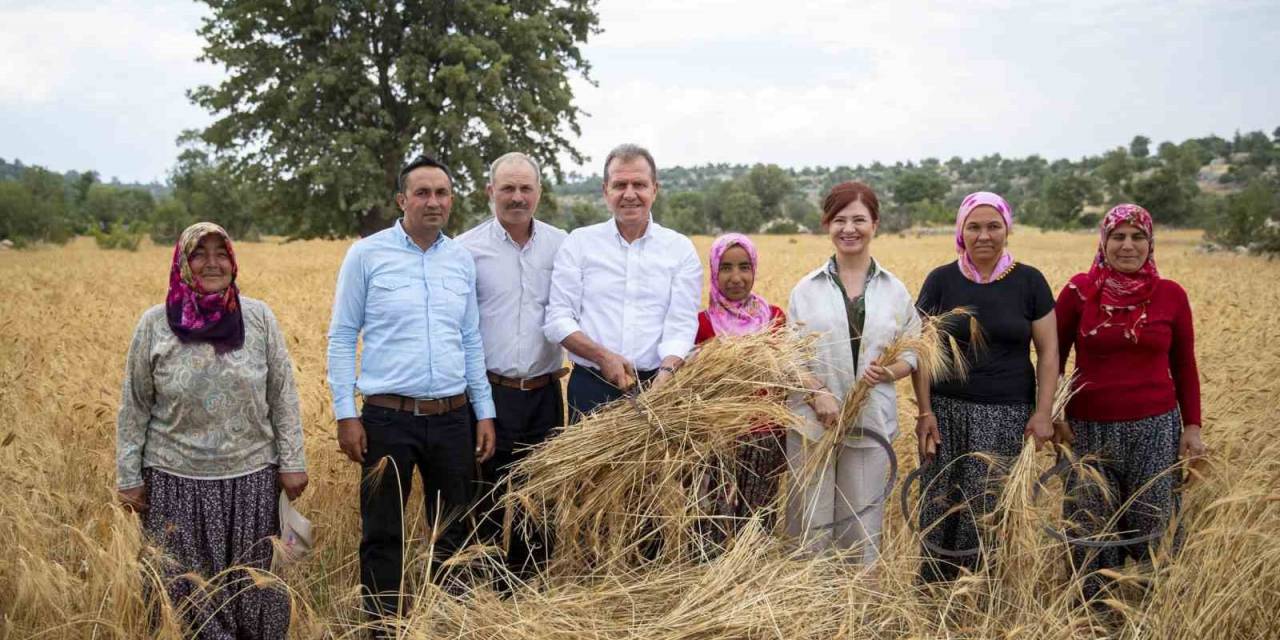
left=3, top=128, right=1278, bottom=254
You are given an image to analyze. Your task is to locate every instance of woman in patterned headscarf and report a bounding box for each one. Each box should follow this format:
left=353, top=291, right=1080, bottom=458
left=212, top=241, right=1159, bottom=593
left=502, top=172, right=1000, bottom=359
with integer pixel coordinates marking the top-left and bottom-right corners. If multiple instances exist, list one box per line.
left=115, top=222, right=307, bottom=639
left=1055, top=204, right=1203, bottom=601
left=694, top=233, right=787, bottom=536
left=911, top=191, right=1059, bottom=582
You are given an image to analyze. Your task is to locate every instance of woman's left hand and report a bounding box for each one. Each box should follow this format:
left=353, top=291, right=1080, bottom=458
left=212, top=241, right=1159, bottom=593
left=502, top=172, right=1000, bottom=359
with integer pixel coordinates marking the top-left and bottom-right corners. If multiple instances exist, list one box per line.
left=861, top=359, right=897, bottom=385
left=1179, top=425, right=1205, bottom=461
left=278, top=471, right=309, bottom=501
left=1024, top=412, right=1054, bottom=451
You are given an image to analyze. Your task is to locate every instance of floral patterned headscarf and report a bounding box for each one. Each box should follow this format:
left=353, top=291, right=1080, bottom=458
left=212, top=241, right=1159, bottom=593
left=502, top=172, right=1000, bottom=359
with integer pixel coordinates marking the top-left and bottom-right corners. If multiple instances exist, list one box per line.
left=1070, top=204, right=1160, bottom=343
left=955, top=191, right=1016, bottom=283
left=165, top=222, right=244, bottom=353
left=706, top=233, right=774, bottom=336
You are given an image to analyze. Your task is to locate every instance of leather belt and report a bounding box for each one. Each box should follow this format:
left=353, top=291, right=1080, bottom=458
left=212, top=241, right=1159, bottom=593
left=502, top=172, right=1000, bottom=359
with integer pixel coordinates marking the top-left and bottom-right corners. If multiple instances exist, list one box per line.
left=363, top=393, right=468, bottom=416
left=487, top=367, right=569, bottom=391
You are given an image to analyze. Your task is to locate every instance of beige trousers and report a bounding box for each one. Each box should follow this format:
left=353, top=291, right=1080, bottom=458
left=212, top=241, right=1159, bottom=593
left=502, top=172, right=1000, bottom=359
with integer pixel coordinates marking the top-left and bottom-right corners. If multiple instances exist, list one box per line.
left=785, top=430, right=890, bottom=564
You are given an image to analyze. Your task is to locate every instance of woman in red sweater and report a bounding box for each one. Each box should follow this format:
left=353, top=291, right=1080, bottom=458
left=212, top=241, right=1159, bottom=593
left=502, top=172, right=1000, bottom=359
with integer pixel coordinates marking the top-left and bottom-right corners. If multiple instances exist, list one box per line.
left=1055, top=203, right=1205, bottom=601
left=695, top=233, right=786, bottom=536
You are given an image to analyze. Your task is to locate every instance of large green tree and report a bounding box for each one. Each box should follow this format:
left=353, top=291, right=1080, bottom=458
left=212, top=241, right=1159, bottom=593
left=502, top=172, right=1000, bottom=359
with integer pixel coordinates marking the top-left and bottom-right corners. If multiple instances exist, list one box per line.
left=190, top=0, right=598, bottom=237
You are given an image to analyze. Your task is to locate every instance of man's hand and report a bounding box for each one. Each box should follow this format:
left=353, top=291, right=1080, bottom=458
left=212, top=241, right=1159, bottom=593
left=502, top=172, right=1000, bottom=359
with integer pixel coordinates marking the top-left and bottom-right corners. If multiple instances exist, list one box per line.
left=475, top=418, right=496, bottom=463
left=337, top=418, right=367, bottom=463
left=278, top=471, right=309, bottom=500
left=118, top=485, right=148, bottom=512
left=598, top=351, right=636, bottom=390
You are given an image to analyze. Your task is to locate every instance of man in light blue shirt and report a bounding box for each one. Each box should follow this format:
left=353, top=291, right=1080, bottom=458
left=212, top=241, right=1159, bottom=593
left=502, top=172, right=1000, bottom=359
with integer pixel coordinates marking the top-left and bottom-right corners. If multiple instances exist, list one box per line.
left=326, top=155, right=495, bottom=622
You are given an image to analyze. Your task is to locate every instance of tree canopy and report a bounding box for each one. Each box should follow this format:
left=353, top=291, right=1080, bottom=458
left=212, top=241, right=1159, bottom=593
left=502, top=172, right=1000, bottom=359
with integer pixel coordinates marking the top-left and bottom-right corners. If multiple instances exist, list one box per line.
left=189, top=0, right=598, bottom=238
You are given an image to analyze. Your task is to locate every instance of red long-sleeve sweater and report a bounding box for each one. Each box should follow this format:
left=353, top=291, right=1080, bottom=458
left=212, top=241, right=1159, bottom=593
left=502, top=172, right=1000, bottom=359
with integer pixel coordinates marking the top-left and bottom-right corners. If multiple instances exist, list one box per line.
left=694, top=305, right=786, bottom=345
left=1055, top=275, right=1202, bottom=427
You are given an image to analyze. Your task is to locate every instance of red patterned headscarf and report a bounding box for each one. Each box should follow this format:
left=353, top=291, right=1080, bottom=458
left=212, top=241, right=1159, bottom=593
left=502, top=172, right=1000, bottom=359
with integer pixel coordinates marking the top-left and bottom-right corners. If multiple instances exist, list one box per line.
left=1070, top=204, right=1159, bottom=343
left=165, top=222, right=244, bottom=353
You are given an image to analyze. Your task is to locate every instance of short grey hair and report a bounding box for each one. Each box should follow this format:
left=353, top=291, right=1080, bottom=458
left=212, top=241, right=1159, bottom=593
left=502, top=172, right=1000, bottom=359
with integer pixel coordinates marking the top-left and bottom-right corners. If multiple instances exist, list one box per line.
left=602, top=143, right=657, bottom=184
left=488, top=152, right=542, bottom=186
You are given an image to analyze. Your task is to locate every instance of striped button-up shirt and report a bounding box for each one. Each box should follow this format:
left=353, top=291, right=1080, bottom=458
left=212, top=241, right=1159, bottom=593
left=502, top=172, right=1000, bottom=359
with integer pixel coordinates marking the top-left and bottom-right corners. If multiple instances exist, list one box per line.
left=457, top=217, right=567, bottom=378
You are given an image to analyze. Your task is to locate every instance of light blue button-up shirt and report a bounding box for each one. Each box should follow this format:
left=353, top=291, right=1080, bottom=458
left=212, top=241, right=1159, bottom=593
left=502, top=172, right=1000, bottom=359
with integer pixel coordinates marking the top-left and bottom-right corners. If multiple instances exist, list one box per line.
left=326, top=220, right=495, bottom=421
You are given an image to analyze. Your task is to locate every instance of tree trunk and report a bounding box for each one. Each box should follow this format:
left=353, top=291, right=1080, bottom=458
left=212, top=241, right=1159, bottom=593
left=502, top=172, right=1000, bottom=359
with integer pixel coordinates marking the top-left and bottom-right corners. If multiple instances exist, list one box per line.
left=358, top=203, right=394, bottom=237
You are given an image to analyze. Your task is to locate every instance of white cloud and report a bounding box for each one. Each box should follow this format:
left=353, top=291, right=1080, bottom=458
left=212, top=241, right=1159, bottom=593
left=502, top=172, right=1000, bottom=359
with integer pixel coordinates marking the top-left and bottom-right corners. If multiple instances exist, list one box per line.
left=1, top=0, right=1275, bottom=181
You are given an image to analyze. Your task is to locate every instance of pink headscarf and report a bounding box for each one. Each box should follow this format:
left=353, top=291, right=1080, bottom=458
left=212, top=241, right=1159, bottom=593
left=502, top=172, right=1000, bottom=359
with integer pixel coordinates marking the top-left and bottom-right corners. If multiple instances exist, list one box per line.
left=1070, top=204, right=1160, bottom=343
left=707, top=233, right=774, bottom=336
left=165, top=222, right=244, bottom=353
left=955, top=191, right=1015, bottom=283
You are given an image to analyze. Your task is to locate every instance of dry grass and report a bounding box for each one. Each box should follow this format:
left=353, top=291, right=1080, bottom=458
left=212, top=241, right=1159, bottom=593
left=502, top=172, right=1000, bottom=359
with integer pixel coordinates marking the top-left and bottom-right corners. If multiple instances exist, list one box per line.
left=1, top=229, right=1278, bottom=639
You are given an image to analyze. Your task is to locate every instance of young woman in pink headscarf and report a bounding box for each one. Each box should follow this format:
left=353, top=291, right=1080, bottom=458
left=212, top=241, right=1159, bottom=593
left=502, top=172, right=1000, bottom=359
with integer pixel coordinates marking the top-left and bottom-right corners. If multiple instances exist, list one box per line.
left=1055, top=204, right=1203, bottom=602
left=695, top=233, right=787, bottom=534
left=910, top=191, right=1059, bottom=582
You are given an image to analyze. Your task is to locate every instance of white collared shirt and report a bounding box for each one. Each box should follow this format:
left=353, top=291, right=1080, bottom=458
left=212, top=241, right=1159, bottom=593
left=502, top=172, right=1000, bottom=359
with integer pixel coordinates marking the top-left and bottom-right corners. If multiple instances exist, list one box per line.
left=544, top=216, right=702, bottom=370
left=457, top=216, right=568, bottom=378
left=787, top=260, right=921, bottom=446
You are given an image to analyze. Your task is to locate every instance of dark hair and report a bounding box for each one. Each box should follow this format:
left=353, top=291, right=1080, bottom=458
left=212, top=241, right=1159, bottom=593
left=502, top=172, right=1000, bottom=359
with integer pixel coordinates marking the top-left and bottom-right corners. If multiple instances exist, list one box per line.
left=397, top=156, right=454, bottom=193
left=602, top=143, right=657, bottom=184
left=821, top=181, right=880, bottom=225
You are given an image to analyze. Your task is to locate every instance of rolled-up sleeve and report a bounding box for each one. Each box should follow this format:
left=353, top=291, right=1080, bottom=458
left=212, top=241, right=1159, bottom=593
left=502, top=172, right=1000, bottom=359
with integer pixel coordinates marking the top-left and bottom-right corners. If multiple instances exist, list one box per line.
left=543, top=234, right=584, bottom=345
left=263, top=305, right=307, bottom=472
left=460, top=259, right=496, bottom=420
left=116, top=315, right=155, bottom=491
left=658, top=239, right=703, bottom=361
left=326, top=244, right=366, bottom=421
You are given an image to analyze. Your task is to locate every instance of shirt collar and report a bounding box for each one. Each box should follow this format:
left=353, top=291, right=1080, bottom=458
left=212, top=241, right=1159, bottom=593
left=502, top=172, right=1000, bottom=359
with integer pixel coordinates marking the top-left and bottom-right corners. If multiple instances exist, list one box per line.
left=490, top=216, right=537, bottom=246
left=611, top=214, right=655, bottom=245
left=824, top=255, right=881, bottom=282
left=393, top=218, right=450, bottom=252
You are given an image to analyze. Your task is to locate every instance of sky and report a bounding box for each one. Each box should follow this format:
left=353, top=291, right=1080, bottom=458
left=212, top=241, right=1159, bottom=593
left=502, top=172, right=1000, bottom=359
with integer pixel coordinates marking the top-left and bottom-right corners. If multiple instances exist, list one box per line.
left=1, top=0, right=1277, bottom=184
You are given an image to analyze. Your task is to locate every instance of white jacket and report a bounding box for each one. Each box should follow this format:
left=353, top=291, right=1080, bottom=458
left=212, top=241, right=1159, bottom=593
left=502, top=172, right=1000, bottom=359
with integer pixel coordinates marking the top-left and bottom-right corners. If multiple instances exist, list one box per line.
left=787, top=261, right=921, bottom=447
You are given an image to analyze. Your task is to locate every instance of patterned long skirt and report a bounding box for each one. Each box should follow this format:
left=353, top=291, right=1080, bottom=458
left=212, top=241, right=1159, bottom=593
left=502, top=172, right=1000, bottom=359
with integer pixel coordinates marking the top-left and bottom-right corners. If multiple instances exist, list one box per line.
left=705, top=429, right=788, bottom=543
left=141, top=466, right=289, bottom=640
left=1064, top=408, right=1184, bottom=601
left=918, top=395, right=1032, bottom=582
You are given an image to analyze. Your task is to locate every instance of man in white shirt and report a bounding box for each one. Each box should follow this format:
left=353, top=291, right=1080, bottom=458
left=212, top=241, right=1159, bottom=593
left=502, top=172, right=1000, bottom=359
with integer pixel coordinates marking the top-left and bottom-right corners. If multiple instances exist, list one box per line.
left=457, top=151, right=567, bottom=575
left=543, top=143, right=703, bottom=422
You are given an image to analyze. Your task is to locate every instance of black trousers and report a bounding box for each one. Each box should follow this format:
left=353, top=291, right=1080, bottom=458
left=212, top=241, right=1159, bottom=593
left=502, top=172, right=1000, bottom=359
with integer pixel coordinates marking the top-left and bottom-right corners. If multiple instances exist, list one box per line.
left=566, top=365, right=656, bottom=424
left=358, top=403, right=475, bottom=618
left=477, top=383, right=565, bottom=577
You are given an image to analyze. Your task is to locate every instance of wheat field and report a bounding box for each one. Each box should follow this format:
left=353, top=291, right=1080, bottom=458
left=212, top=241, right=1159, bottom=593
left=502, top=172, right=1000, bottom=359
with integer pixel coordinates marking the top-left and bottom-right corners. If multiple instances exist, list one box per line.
left=2, top=229, right=1278, bottom=639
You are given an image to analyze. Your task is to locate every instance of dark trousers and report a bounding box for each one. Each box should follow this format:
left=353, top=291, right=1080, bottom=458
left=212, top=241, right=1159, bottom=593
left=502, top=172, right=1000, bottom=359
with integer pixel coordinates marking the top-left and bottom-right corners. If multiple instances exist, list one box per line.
left=566, top=365, right=656, bottom=424
left=477, top=383, right=565, bottom=578
left=358, top=403, right=475, bottom=618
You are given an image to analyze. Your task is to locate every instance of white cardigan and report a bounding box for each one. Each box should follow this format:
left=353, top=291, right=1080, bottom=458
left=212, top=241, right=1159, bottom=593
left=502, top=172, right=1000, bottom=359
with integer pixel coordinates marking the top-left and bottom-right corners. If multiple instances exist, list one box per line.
left=787, top=261, right=921, bottom=447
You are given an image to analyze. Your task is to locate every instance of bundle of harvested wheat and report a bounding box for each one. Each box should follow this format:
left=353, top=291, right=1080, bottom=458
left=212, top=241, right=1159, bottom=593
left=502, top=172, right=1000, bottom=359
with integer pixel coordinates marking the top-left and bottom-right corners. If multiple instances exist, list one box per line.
left=501, top=329, right=813, bottom=573
left=793, top=308, right=980, bottom=491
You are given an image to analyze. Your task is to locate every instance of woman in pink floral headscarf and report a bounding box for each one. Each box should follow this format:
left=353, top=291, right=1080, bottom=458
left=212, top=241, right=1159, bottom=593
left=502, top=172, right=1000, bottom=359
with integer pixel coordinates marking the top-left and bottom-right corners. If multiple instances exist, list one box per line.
left=1055, top=204, right=1203, bottom=602
left=695, top=233, right=786, bottom=537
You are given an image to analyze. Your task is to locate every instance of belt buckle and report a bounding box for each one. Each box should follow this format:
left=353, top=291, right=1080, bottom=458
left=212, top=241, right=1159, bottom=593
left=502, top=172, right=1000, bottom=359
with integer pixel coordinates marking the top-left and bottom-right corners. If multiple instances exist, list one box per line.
left=412, top=397, right=435, bottom=417
left=519, top=376, right=531, bottom=391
